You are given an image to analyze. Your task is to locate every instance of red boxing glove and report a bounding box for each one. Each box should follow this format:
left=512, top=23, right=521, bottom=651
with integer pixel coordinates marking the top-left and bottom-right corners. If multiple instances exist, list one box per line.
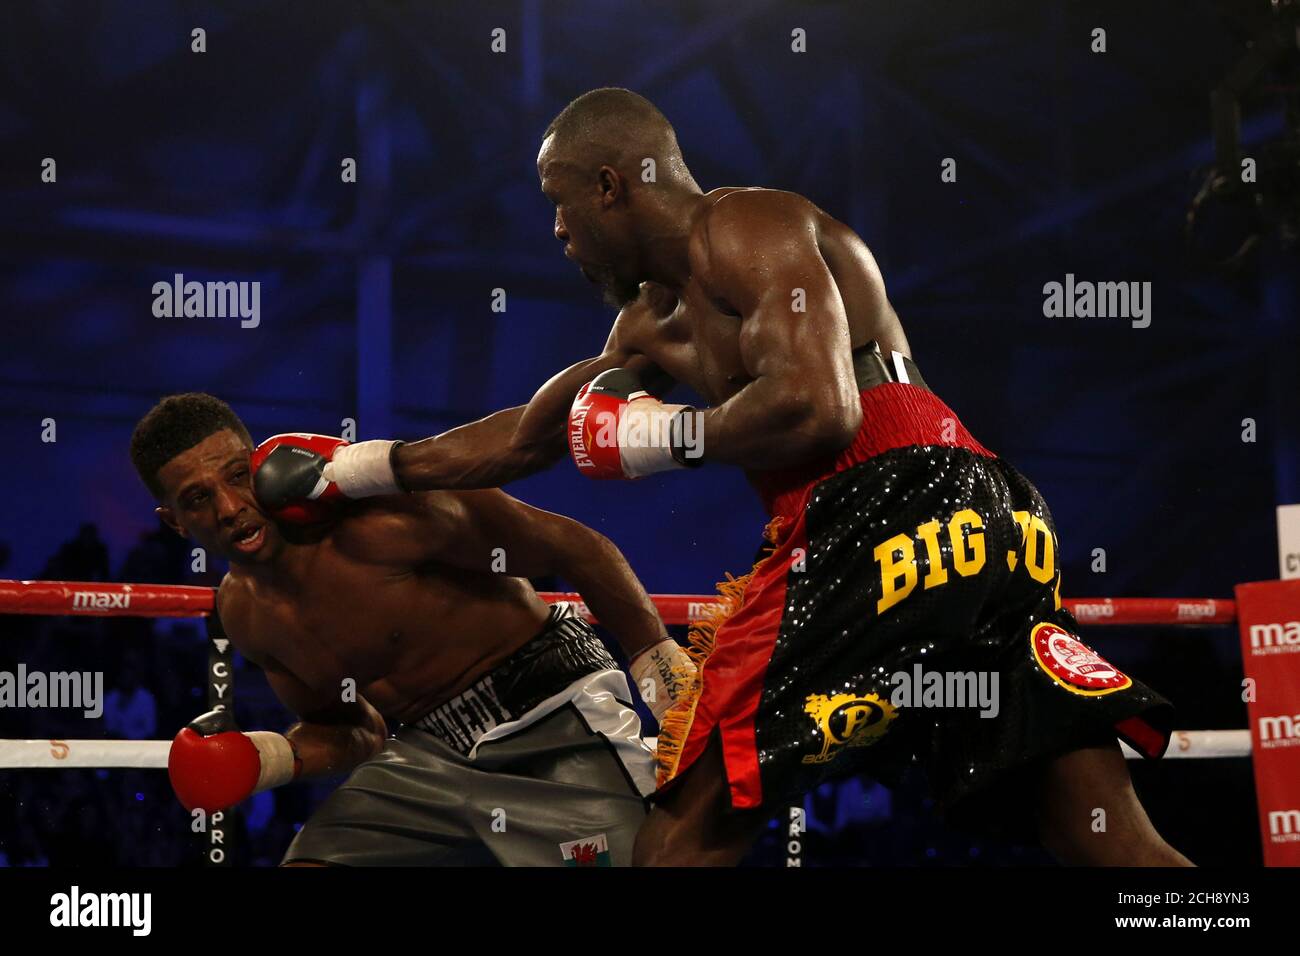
left=251, top=433, right=347, bottom=524
left=167, top=710, right=298, bottom=813
left=252, top=433, right=404, bottom=524
left=568, top=369, right=701, bottom=479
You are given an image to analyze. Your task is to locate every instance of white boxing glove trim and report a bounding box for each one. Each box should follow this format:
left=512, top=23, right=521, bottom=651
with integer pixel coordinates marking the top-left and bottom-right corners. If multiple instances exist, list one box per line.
left=323, top=440, right=402, bottom=498
left=246, top=731, right=296, bottom=793
left=617, top=401, right=689, bottom=479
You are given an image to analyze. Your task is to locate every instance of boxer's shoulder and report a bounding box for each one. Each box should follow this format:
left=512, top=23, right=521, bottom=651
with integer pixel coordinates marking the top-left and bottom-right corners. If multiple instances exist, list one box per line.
left=634, top=280, right=678, bottom=317
left=698, top=187, right=818, bottom=237
left=331, top=493, right=424, bottom=552
left=215, top=572, right=270, bottom=663
left=215, top=571, right=250, bottom=622
left=330, top=490, right=466, bottom=565
left=691, top=188, right=821, bottom=280
left=608, top=285, right=675, bottom=354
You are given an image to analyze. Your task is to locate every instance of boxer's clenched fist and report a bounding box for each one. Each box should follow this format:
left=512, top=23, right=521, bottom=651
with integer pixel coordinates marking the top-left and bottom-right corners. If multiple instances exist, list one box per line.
left=568, top=368, right=699, bottom=479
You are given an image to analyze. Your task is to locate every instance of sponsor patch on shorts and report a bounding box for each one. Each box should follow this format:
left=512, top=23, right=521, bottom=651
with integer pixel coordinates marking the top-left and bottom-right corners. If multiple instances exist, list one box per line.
left=1030, top=622, right=1132, bottom=695
left=560, top=833, right=611, bottom=867
left=801, top=691, right=897, bottom=765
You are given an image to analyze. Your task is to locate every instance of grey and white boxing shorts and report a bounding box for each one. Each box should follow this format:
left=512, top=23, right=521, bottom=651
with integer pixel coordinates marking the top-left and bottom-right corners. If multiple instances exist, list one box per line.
left=282, top=603, right=656, bottom=866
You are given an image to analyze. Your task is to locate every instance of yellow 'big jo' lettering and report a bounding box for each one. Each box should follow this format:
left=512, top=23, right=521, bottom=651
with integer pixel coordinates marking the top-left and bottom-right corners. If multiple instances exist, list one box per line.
left=874, top=510, right=986, bottom=614
left=873, top=533, right=917, bottom=614
left=873, top=508, right=1060, bottom=615
left=1007, top=510, right=1055, bottom=583
left=950, top=508, right=985, bottom=577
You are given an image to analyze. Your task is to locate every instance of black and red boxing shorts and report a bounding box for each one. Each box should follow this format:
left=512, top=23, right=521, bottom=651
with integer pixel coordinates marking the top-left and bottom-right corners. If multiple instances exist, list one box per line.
left=655, top=349, right=1173, bottom=821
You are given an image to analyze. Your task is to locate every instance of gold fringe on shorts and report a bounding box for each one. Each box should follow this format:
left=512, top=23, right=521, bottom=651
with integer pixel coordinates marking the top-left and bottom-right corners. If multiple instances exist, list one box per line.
left=654, top=515, right=787, bottom=788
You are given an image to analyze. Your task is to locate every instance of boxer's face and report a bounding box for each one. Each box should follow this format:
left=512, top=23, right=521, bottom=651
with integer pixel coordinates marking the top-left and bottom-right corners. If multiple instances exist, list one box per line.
left=154, top=429, right=283, bottom=566
left=538, top=136, right=642, bottom=308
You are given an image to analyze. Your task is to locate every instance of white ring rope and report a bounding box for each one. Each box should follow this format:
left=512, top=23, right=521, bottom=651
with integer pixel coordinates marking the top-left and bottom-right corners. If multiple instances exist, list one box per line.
left=0, top=739, right=171, bottom=768
left=0, top=730, right=1253, bottom=770
left=1122, top=729, right=1252, bottom=760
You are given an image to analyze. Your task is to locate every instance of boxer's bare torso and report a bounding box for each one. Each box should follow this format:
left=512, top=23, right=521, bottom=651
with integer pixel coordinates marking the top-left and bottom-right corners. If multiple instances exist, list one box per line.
left=217, top=500, right=550, bottom=725
left=390, top=186, right=913, bottom=487
left=609, top=187, right=910, bottom=406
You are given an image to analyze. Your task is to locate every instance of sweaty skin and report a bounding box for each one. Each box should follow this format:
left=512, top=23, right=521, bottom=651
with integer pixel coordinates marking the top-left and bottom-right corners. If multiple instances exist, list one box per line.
left=393, top=184, right=911, bottom=490
left=156, top=429, right=666, bottom=779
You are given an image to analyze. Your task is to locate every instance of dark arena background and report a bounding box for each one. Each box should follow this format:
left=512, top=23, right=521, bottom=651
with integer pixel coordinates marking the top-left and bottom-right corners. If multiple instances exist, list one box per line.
left=1, top=0, right=1298, bottom=882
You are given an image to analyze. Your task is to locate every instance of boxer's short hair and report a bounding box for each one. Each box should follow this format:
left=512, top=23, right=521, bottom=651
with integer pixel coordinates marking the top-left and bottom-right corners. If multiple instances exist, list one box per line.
left=131, top=392, right=253, bottom=500
left=543, top=87, right=671, bottom=145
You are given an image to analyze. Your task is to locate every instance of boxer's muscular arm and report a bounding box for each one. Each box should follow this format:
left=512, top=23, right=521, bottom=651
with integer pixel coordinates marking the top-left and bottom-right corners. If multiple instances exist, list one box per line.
left=693, top=193, right=862, bottom=468
left=217, top=583, right=387, bottom=778
left=261, top=662, right=388, bottom=779
left=392, top=315, right=672, bottom=490
left=343, top=491, right=667, bottom=660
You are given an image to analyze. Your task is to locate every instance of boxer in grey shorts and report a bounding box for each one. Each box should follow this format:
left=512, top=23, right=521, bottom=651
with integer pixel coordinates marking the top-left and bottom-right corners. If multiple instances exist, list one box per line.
left=131, top=394, right=693, bottom=867
left=284, top=605, right=656, bottom=866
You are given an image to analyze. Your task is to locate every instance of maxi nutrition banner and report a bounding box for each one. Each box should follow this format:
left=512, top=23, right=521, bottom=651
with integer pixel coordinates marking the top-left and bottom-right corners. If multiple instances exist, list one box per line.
left=1235, top=578, right=1300, bottom=866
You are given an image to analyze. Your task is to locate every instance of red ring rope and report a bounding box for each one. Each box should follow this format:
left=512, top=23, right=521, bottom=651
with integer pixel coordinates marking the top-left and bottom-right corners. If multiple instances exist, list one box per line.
left=0, top=579, right=1238, bottom=627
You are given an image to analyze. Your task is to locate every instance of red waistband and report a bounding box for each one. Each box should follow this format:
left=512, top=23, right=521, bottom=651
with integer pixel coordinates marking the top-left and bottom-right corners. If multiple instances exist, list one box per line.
left=749, top=383, right=995, bottom=519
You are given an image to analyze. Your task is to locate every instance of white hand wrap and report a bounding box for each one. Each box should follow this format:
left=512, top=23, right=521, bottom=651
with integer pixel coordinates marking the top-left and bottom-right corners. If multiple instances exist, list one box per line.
left=617, top=401, right=690, bottom=479
left=629, top=638, right=698, bottom=721
left=323, top=440, right=403, bottom=498
left=246, top=731, right=296, bottom=793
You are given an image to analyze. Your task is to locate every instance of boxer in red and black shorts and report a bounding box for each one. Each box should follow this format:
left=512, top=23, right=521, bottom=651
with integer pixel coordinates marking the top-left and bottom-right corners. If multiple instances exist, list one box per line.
left=652, top=344, right=1173, bottom=829
left=269, top=88, right=1192, bottom=866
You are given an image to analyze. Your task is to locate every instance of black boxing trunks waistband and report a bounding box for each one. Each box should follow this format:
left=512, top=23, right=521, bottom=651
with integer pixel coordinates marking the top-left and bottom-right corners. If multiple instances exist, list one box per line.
left=409, top=602, right=618, bottom=755
left=852, top=340, right=930, bottom=393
